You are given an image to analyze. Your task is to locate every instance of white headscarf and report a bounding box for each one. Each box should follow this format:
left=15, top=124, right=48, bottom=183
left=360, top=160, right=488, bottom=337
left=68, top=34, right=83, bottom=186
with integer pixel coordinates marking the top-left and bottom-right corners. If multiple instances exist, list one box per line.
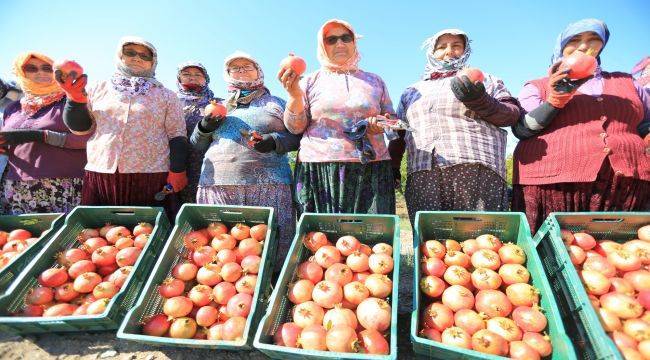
left=421, top=28, right=472, bottom=80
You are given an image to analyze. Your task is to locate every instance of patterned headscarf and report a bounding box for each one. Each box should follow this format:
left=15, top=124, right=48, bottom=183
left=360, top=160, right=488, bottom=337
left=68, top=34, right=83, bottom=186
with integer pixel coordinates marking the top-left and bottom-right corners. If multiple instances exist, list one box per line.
left=551, top=18, right=609, bottom=65
left=111, top=36, right=162, bottom=96
left=317, top=19, right=361, bottom=72
left=176, top=61, right=214, bottom=104
left=421, top=29, right=472, bottom=80
left=12, top=52, right=64, bottom=116
left=222, top=51, right=268, bottom=111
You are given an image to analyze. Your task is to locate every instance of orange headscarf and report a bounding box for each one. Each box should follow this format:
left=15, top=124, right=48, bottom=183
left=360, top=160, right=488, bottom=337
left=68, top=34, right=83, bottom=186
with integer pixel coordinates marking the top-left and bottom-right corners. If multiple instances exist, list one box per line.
left=12, top=52, right=62, bottom=96
left=317, top=19, right=361, bottom=72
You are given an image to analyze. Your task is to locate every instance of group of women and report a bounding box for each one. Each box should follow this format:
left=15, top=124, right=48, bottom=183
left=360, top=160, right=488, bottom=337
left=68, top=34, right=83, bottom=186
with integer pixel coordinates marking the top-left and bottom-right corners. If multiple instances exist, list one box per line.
left=0, top=18, right=648, bottom=261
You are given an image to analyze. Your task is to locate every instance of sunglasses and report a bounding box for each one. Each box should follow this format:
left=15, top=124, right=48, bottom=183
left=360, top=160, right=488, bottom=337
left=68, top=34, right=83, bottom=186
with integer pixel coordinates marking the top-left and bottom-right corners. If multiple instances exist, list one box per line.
left=123, top=49, right=153, bottom=61
left=325, top=34, right=354, bottom=45
left=22, top=64, right=53, bottom=73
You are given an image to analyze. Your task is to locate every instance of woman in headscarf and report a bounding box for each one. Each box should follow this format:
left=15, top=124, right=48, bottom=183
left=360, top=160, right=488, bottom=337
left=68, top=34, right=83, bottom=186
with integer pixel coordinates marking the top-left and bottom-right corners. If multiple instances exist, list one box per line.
left=512, top=19, right=650, bottom=231
left=175, top=61, right=222, bottom=204
left=191, top=51, right=300, bottom=264
left=279, top=19, right=396, bottom=215
left=57, top=36, right=189, bottom=214
left=0, top=52, right=89, bottom=214
left=388, top=29, right=520, bottom=225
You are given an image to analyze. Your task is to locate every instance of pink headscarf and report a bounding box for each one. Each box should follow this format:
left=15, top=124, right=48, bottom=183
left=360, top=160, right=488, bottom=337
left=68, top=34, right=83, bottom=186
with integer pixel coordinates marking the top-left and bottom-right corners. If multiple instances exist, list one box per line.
left=317, top=19, right=361, bottom=72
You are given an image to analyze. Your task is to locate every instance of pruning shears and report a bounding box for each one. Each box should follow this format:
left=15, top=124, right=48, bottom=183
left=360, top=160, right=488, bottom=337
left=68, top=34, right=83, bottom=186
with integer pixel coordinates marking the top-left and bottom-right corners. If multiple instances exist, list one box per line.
left=239, top=129, right=263, bottom=148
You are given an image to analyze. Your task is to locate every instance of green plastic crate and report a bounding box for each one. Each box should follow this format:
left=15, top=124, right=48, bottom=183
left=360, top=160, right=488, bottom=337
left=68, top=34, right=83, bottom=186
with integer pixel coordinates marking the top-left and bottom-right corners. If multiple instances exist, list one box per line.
left=117, top=204, right=277, bottom=350
left=410, top=211, right=576, bottom=360
left=534, top=212, right=649, bottom=360
left=0, top=206, right=170, bottom=334
left=0, top=213, right=65, bottom=296
left=254, top=213, right=401, bottom=360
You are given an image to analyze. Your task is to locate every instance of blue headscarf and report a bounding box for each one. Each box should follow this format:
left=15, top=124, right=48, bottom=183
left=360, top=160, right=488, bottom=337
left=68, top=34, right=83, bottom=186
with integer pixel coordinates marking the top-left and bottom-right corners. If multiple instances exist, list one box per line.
left=176, top=61, right=215, bottom=107
left=551, top=18, right=610, bottom=65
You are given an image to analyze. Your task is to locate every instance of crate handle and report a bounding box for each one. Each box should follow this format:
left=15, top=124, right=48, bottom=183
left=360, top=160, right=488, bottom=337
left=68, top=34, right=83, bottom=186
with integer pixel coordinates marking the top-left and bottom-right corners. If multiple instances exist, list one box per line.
left=338, top=219, right=363, bottom=224
left=452, top=217, right=483, bottom=222
left=590, top=218, right=624, bottom=223
left=220, top=211, right=243, bottom=215
left=112, top=211, right=135, bottom=216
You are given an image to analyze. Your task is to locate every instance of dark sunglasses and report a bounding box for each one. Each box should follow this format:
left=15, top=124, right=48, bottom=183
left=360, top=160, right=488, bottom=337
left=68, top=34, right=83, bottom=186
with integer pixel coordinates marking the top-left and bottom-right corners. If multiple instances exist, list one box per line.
left=123, top=49, right=153, bottom=61
left=325, top=34, right=354, bottom=45
left=22, top=64, right=53, bottom=73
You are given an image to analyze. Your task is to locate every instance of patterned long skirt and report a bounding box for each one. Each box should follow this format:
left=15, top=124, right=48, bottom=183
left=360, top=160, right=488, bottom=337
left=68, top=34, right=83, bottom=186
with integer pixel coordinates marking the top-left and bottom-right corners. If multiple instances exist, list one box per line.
left=512, top=161, right=650, bottom=233
left=81, top=170, right=179, bottom=221
left=197, top=184, right=295, bottom=273
left=405, top=163, right=508, bottom=226
left=1, top=177, right=82, bottom=215
left=294, top=161, right=396, bottom=215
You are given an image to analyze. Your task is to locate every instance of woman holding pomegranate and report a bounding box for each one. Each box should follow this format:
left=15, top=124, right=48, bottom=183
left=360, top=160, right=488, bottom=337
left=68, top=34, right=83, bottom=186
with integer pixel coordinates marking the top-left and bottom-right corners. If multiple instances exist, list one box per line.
left=57, top=36, right=189, bottom=212
left=512, top=19, right=650, bottom=231
left=175, top=61, right=222, bottom=204
left=388, top=29, right=520, bottom=224
left=0, top=52, right=89, bottom=214
left=279, top=19, right=396, bottom=215
left=190, top=51, right=299, bottom=260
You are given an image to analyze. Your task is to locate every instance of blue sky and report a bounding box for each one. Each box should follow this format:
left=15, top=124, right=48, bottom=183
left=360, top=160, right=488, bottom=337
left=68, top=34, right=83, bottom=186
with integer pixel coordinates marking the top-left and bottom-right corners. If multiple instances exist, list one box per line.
left=1, top=0, right=648, bottom=152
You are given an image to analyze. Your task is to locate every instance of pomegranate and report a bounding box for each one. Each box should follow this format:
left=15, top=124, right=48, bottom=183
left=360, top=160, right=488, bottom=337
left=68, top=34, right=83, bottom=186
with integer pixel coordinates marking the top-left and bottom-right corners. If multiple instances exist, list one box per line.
left=471, top=249, right=501, bottom=271
left=206, top=222, right=228, bottom=237
left=86, top=298, right=110, bottom=314
left=346, top=251, right=370, bottom=272
left=211, top=234, right=236, bottom=251
left=212, top=282, right=237, bottom=305
left=358, top=328, right=390, bottom=354
left=608, top=249, right=642, bottom=272
left=183, top=231, right=209, bottom=250
left=77, top=228, right=99, bottom=241
left=312, top=280, right=343, bottom=309
left=230, top=224, right=250, bottom=241
left=442, top=285, right=474, bottom=312
left=169, top=317, right=197, bottom=339
left=359, top=244, right=373, bottom=256
left=218, top=249, right=239, bottom=265
left=612, top=330, right=638, bottom=350
left=194, top=305, right=218, bottom=327
left=356, top=297, right=391, bottom=332
left=115, top=246, right=141, bottom=267
left=624, top=270, right=650, bottom=292
left=623, top=318, right=650, bottom=342
left=280, top=54, right=307, bottom=76
left=454, top=309, right=486, bottom=335
left=23, top=304, right=44, bottom=317
left=26, top=286, right=54, bottom=305
left=105, top=226, right=131, bottom=244
left=486, top=316, right=522, bottom=341
left=561, top=51, right=597, bottom=79
left=574, top=232, right=597, bottom=250
left=43, top=303, right=77, bottom=317
left=458, top=67, right=485, bottom=83
left=8, top=229, right=32, bottom=241
left=204, top=100, right=227, bottom=118
left=57, top=248, right=89, bottom=267
left=471, top=267, right=502, bottom=290
left=422, top=303, right=454, bottom=332
left=638, top=225, right=650, bottom=241
left=506, top=283, right=540, bottom=307
left=297, top=324, right=327, bottom=350
left=249, top=224, right=267, bottom=241
left=510, top=341, right=541, bottom=360
left=82, top=237, right=108, bottom=254
left=364, top=274, right=392, bottom=299
left=335, top=235, right=361, bottom=256
left=192, top=245, right=216, bottom=266
left=444, top=250, right=471, bottom=268
left=67, top=260, right=96, bottom=279
left=611, top=277, right=636, bottom=296
left=583, top=256, right=617, bottom=277
left=343, top=281, right=370, bottom=306
left=597, top=307, right=622, bottom=332
left=461, top=239, right=480, bottom=256
left=623, top=240, right=650, bottom=265
left=220, top=262, right=242, bottom=283
left=188, top=285, right=213, bottom=307
left=475, top=290, right=513, bottom=318
left=471, top=329, right=507, bottom=356
left=274, top=322, right=301, bottom=347
left=297, top=260, right=324, bottom=283
left=499, top=263, right=530, bottom=285
left=92, top=281, right=119, bottom=299
left=419, top=328, right=442, bottom=341
left=172, top=262, right=198, bottom=281
left=315, top=246, right=342, bottom=268
left=98, top=224, right=115, bottom=238
left=638, top=290, right=650, bottom=310
left=115, top=237, right=134, bottom=250
left=581, top=269, right=611, bottom=296
left=97, top=263, right=119, bottom=277
left=133, top=234, right=149, bottom=249
left=303, top=232, right=330, bottom=253
left=420, top=275, right=446, bottom=298
left=108, top=267, right=131, bottom=287
left=196, top=263, right=223, bottom=286
left=498, top=243, right=526, bottom=264
left=292, top=301, right=324, bottom=328
left=287, top=279, right=314, bottom=304
left=92, top=246, right=118, bottom=267
left=226, top=293, right=252, bottom=317
left=601, top=292, right=644, bottom=319
left=421, top=240, right=446, bottom=259
left=475, top=234, right=502, bottom=251
left=421, top=257, right=447, bottom=277
left=163, top=296, right=193, bottom=318
left=512, top=305, right=547, bottom=333
left=324, top=263, right=353, bottom=286
left=38, top=267, right=69, bottom=287
left=235, top=274, right=257, bottom=295
left=445, top=239, right=462, bottom=252
left=443, top=265, right=472, bottom=287
left=441, top=326, right=472, bottom=349
left=568, top=245, right=587, bottom=265
left=323, top=306, right=357, bottom=329
left=523, top=332, right=553, bottom=357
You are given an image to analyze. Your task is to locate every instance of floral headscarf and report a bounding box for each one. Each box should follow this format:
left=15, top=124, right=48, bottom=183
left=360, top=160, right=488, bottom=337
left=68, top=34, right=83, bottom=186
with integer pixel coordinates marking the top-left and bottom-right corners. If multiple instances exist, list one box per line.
left=176, top=61, right=214, bottom=104
left=421, top=28, right=472, bottom=80
left=12, top=52, right=64, bottom=116
left=111, top=36, right=162, bottom=96
left=317, top=19, right=361, bottom=72
left=222, top=51, right=268, bottom=111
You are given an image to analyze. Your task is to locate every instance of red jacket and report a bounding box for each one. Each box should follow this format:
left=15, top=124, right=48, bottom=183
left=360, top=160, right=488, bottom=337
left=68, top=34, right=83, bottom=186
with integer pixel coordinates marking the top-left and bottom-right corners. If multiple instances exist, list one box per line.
left=513, top=72, right=649, bottom=185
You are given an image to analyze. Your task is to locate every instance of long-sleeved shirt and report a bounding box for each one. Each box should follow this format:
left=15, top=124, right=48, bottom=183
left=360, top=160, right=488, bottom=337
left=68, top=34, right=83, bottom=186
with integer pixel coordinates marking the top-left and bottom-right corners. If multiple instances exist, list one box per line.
left=191, top=92, right=299, bottom=186
left=84, top=80, right=186, bottom=174
left=283, top=69, right=395, bottom=163
left=2, top=99, right=89, bottom=181
left=393, top=74, right=519, bottom=179
left=516, top=71, right=650, bottom=138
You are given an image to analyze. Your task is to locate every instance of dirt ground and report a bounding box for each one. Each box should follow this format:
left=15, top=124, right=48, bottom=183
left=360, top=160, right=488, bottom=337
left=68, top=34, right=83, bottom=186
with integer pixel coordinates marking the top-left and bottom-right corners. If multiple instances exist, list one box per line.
left=0, top=193, right=420, bottom=360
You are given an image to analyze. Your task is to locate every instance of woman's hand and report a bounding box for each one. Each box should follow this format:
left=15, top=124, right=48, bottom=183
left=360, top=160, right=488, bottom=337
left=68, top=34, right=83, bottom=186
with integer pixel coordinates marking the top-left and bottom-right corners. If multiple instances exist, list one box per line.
left=55, top=70, right=88, bottom=103
left=278, top=67, right=303, bottom=98
left=546, top=62, right=576, bottom=109
left=366, top=116, right=385, bottom=135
